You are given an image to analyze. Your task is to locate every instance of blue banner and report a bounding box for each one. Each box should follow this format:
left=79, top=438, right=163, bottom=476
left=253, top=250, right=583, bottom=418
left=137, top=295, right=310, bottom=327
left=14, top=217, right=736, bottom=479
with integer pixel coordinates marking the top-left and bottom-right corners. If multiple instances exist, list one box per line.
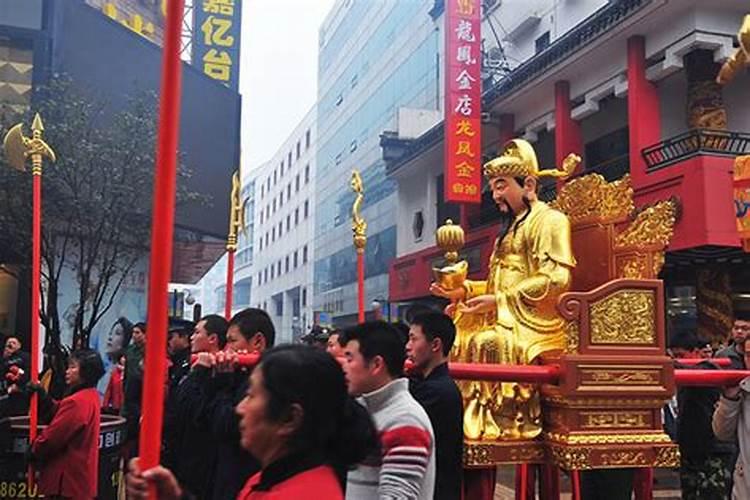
left=193, top=0, right=242, bottom=90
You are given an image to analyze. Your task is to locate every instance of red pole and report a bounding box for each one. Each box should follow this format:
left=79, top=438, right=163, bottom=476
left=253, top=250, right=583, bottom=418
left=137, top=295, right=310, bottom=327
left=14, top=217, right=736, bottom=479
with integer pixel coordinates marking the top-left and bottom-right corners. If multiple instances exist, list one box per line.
left=225, top=249, right=235, bottom=320
left=138, top=0, right=185, bottom=493
left=28, top=171, right=41, bottom=488
left=357, top=251, right=365, bottom=323
left=571, top=470, right=581, bottom=500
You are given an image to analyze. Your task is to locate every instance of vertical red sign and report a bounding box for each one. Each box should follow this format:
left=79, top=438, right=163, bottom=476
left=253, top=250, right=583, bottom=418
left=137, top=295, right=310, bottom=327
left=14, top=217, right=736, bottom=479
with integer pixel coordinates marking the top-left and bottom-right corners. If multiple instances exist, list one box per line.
left=445, top=0, right=482, bottom=203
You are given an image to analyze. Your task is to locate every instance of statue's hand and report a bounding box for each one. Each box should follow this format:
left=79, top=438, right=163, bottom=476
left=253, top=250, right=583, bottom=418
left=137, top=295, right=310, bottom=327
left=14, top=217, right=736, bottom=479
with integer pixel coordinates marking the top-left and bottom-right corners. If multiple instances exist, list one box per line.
left=458, top=294, right=496, bottom=314
left=444, top=302, right=457, bottom=317
left=430, top=283, right=465, bottom=302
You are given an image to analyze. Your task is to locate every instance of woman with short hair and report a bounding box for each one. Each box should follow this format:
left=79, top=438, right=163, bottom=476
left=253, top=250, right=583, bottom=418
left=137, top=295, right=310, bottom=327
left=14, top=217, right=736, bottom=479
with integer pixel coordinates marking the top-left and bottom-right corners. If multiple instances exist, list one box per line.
left=29, top=348, right=105, bottom=499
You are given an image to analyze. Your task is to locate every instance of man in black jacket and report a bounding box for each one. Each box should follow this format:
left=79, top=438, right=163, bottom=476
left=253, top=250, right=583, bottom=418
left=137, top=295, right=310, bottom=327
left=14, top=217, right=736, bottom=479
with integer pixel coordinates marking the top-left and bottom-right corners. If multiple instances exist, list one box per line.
left=672, top=331, right=733, bottom=499
left=162, top=315, right=227, bottom=499
left=406, top=312, right=463, bottom=500
left=194, top=308, right=275, bottom=500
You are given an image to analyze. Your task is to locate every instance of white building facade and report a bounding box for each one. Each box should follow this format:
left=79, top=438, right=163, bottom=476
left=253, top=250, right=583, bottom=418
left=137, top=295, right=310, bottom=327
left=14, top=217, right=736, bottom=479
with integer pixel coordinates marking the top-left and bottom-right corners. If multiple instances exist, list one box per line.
left=250, top=107, right=317, bottom=344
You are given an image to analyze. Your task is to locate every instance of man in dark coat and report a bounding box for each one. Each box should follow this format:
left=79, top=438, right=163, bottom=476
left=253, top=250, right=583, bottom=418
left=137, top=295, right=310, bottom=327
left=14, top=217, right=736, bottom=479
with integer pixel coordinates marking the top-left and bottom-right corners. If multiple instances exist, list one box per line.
left=194, top=308, right=276, bottom=500
left=162, top=315, right=228, bottom=499
left=406, top=312, right=463, bottom=500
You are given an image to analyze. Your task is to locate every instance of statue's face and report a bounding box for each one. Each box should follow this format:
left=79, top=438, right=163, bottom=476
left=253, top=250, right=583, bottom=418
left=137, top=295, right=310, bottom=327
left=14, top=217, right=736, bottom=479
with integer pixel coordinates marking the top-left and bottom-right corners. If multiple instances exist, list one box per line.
left=489, top=175, right=534, bottom=214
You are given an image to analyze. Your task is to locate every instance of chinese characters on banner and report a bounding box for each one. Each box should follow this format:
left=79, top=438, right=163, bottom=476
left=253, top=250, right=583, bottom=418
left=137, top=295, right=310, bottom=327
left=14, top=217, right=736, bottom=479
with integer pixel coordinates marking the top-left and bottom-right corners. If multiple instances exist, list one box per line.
left=445, top=0, right=482, bottom=203
left=193, top=0, right=242, bottom=90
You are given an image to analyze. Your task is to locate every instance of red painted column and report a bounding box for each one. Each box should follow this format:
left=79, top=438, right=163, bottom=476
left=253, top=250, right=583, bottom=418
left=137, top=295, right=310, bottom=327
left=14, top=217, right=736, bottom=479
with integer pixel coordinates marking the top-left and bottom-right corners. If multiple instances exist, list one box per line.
left=498, top=113, right=515, bottom=146
left=627, top=36, right=661, bottom=187
left=554, top=80, right=583, bottom=191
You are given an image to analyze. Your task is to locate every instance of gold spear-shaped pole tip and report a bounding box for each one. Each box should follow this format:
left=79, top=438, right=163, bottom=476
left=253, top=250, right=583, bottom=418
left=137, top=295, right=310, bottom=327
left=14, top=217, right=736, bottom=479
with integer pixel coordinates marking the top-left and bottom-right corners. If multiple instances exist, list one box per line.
left=31, top=113, right=44, bottom=133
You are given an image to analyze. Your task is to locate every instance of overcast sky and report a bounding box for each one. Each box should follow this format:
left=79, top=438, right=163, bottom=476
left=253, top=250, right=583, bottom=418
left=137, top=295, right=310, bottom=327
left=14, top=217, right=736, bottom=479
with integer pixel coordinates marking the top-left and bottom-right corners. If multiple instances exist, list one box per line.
left=239, top=0, right=336, bottom=173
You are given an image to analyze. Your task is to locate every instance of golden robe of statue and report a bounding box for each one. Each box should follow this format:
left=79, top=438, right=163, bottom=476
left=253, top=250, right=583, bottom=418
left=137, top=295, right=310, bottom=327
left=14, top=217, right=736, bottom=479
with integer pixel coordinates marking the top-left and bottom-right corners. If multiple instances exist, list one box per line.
left=442, top=139, right=578, bottom=441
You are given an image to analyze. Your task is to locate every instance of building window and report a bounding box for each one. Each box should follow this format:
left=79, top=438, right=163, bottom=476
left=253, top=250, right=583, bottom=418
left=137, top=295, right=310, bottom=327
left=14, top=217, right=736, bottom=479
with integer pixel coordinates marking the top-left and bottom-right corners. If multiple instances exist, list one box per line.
left=260, top=185, right=264, bottom=199
left=260, top=212, right=264, bottom=224
left=277, top=261, right=282, bottom=275
left=302, top=245, right=308, bottom=264
left=305, top=129, right=311, bottom=149
left=295, top=174, right=300, bottom=192
left=266, top=206, right=270, bottom=219
left=302, top=287, right=307, bottom=307
left=351, top=74, right=358, bottom=88
left=305, top=164, right=310, bottom=183
left=267, top=177, right=271, bottom=191
left=265, top=268, right=269, bottom=282
left=274, top=169, right=277, bottom=185
left=280, top=160, right=284, bottom=176
left=335, top=153, right=342, bottom=165
left=272, top=227, right=276, bottom=241
left=294, top=250, right=298, bottom=268
left=286, top=215, right=291, bottom=231
left=275, top=297, right=283, bottom=316
left=259, top=239, right=263, bottom=251
left=263, top=300, right=267, bottom=311
left=287, top=183, right=291, bottom=199
left=285, top=256, right=290, bottom=272
left=279, top=221, right=283, bottom=236
left=280, top=191, right=284, bottom=205
left=350, top=139, right=357, bottom=152
left=273, top=199, right=277, bottom=213
left=535, top=32, right=550, bottom=54
left=271, top=265, right=275, bottom=279
left=335, top=93, right=343, bottom=106
left=288, top=151, right=292, bottom=167
left=296, top=141, right=301, bottom=159
left=304, top=200, right=309, bottom=218
left=295, top=208, right=299, bottom=225
left=258, top=272, right=262, bottom=285
left=265, top=233, right=269, bottom=247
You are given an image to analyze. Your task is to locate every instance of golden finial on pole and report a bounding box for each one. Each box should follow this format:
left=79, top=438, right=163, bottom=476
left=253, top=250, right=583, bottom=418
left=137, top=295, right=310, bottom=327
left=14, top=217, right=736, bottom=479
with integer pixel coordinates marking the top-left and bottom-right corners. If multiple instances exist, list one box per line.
left=717, top=14, right=750, bottom=85
left=226, top=170, right=242, bottom=252
left=4, top=112, right=56, bottom=175
left=351, top=169, right=367, bottom=254
left=351, top=170, right=367, bottom=322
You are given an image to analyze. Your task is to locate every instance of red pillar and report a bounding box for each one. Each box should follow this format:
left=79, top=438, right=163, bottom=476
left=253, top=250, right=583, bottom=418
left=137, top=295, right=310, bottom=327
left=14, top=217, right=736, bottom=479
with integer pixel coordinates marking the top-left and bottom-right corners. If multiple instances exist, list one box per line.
left=627, top=36, right=661, bottom=187
left=554, top=80, right=583, bottom=191
left=498, top=113, right=515, bottom=146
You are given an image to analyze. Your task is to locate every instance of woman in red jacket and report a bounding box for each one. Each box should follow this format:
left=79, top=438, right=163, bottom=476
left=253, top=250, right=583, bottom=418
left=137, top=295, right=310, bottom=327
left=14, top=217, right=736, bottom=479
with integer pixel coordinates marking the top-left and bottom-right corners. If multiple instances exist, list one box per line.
left=127, top=344, right=379, bottom=499
left=30, top=348, right=105, bottom=499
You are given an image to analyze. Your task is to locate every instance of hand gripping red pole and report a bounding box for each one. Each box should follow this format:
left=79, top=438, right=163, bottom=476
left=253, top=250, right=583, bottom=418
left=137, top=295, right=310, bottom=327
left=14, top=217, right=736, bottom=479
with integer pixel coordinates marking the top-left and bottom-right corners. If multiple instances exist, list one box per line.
left=138, top=0, right=185, bottom=496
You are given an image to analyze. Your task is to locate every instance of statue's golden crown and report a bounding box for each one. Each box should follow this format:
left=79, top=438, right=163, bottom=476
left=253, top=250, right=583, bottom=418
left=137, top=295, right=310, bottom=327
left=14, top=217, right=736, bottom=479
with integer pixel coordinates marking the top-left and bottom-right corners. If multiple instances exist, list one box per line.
left=483, top=139, right=577, bottom=180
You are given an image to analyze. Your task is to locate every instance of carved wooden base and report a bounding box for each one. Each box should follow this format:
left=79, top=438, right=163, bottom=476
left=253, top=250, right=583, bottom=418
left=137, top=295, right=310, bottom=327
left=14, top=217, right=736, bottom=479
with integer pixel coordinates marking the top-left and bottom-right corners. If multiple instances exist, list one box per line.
left=545, top=435, right=679, bottom=470
left=463, top=436, right=678, bottom=470
left=464, top=439, right=546, bottom=468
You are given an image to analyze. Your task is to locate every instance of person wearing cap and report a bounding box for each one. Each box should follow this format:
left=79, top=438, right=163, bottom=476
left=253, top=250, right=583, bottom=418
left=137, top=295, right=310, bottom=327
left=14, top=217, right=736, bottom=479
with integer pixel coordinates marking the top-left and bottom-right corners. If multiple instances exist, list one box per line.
left=430, top=139, right=579, bottom=441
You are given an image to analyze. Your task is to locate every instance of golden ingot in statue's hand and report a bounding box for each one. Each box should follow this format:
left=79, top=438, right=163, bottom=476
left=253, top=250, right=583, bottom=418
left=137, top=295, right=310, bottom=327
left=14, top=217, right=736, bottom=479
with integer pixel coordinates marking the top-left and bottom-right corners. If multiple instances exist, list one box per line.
left=432, top=260, right=468, bottom=291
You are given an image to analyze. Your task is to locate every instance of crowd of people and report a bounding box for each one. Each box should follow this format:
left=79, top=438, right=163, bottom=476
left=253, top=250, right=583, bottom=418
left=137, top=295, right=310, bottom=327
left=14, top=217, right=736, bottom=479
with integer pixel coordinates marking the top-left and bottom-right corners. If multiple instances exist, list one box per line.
left=1, top=309, right=750, bottom=499
left=0, top=309, right=465, bottom=499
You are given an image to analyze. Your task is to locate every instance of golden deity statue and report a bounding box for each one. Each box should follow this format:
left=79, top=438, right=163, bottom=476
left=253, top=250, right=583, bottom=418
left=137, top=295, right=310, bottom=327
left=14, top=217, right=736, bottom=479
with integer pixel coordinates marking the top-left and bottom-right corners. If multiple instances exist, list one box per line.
left=432, top=139, right=580, bottom=441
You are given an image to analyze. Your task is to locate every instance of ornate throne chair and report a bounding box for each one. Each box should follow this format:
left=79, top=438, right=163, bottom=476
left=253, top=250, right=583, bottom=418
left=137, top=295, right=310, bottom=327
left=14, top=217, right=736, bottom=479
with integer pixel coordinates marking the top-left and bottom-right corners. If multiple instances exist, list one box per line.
left=540, top=173, right=681, bottom=470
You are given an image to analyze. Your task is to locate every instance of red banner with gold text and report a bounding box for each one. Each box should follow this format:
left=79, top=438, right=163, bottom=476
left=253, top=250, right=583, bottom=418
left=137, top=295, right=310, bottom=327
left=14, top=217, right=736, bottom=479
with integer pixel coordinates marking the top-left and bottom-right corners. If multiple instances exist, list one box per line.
left=445, top=0, right=482, bottom=203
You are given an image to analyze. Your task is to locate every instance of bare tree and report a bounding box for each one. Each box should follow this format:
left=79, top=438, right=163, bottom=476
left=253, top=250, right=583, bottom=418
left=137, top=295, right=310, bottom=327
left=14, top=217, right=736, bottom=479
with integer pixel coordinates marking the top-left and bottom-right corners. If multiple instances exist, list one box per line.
left=0, top=76, right=204, bottom=352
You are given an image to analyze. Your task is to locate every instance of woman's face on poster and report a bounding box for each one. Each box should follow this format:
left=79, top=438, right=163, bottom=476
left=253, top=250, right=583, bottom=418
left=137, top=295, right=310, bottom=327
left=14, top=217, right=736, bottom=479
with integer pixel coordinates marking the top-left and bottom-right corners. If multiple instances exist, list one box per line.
left=106, top=323, right=126, bottom=355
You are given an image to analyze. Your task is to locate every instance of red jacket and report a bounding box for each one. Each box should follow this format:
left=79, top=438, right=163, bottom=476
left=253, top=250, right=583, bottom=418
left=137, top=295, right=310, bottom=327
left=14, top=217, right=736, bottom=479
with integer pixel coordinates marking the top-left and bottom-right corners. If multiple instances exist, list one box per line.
left=237, top=464, right=342, bottom=499
left=32, top=387, right=101, bottom=499
left=102, top=365, right=124, bottom=411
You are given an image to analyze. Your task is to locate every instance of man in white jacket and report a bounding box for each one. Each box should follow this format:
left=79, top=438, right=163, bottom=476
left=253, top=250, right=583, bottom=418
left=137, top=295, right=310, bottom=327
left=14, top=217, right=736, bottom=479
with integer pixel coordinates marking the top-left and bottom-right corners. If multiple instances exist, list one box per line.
left=712, top=324, right=750, bottom=500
